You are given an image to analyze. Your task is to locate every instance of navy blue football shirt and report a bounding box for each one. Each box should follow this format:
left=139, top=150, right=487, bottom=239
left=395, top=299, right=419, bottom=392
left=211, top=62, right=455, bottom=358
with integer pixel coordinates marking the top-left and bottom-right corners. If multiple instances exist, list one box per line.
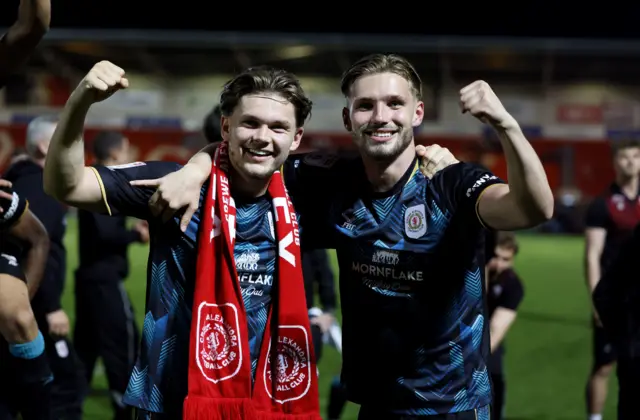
left=284, top=153, right=503, bottom=415
left=91, top=161, right=276, bottom=416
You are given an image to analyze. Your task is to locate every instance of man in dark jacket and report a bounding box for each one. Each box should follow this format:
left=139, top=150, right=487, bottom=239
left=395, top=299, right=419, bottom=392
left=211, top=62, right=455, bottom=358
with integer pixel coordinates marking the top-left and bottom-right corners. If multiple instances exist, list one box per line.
left=3, top=115, right=85, bottom=420
left=74, top=130, right=148, bottom=420
left=593, top=222, right=640, bottom=420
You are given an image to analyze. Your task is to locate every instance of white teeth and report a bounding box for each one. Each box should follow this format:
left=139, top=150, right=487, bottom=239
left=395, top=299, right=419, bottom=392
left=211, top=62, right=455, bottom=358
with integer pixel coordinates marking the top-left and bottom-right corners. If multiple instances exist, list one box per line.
left=247, top=149, right=270, bottom=156
left=372, top=132, right=393, bottom=138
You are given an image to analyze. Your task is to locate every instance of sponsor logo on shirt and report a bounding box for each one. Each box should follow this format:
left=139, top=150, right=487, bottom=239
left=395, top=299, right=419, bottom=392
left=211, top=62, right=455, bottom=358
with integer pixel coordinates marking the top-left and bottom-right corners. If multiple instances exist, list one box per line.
left=2, top=193, right=19, bottom=222
left=235, top=251, right=260, bottom=271
left=466, top=174, right=498, bottom=198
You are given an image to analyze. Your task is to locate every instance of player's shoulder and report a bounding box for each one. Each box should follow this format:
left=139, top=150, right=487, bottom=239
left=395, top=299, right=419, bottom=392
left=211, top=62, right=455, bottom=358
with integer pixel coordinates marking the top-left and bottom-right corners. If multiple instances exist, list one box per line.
left=288, top=151, right=358, bottom=170
left=586, top=194, right=608, bottom=214
left=429, top=161, right=498, bottom=194
left=432, top=161, right=493, bottom=181
left=503, top=268, right=524, bottom=290
left=284, top=151, right=360, bottom=184
left=97, top=160, right=183, bottom=179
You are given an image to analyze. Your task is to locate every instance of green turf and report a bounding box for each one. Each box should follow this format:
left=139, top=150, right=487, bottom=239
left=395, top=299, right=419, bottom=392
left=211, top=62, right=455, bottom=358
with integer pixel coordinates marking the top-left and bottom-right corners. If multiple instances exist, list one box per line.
left=59, top=218, right=616, bottom=419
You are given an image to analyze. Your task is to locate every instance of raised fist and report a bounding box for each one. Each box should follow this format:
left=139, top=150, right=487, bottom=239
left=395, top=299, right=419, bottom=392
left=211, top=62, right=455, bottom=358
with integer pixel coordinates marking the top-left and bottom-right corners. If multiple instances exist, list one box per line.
left=459, top=80, right=513, bottom=128
left=74, top=61, right=129, bottom=104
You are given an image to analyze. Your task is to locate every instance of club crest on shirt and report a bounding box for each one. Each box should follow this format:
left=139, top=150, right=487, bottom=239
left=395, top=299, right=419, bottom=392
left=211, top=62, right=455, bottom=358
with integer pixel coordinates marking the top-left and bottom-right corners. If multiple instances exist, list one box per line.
left=404, top=204, right=427, bottom=239
left=263, top=325, right=311, bottom=404
left=195, top=302, right=242, bottom=383
left=612, top=194, right=626, bottom=211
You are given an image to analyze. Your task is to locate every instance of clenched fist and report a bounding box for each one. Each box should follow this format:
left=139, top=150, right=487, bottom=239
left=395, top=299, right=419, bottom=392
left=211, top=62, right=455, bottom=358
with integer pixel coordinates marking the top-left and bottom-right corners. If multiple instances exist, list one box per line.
left=459, top=81, right=514, bottom=129
left=73, top=61, right=129, bottom=104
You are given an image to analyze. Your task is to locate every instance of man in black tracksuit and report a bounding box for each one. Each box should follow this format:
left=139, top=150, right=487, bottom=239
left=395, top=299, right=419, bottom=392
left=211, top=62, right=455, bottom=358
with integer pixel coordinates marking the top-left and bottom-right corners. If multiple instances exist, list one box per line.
left=593, top=222, right=640, bottom=420
left=74, top=131, right=148, bottom=420
left=3, top=115, right=85, bottom=419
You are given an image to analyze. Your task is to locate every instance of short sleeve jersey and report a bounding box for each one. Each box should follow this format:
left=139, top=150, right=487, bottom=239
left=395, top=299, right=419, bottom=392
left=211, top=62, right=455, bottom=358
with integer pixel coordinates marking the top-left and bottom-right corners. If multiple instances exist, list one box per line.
left=284, top=153, right=504, bottom=415
left=585, top=183, right=640, bottom=273
left=486, top=269, right=524, bottom=365
left=91, top=161, right=278, bottom=416
left=0, top=186, right=27, bottom=231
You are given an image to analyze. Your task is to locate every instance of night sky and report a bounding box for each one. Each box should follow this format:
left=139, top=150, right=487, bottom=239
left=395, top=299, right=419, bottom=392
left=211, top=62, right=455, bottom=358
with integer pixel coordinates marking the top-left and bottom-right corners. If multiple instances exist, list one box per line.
left=0, top=1, right=637, bottom=40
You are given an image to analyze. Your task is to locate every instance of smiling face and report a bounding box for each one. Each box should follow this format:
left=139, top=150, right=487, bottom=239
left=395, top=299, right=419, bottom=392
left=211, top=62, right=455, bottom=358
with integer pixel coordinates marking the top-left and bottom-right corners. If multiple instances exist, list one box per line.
left=343, top=72, right=424, bottom=160
left=217, top=67, right=312, bottom=195
left=222, top=92, right=303, bottom=182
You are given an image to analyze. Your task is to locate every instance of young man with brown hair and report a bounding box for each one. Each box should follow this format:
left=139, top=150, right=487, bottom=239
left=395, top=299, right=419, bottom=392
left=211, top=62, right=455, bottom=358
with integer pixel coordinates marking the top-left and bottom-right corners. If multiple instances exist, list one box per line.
left=584, top=139, right=640, bottom=420
left=485, top=232, right=524, bottom=420
left=44, top=60, right=322, bottom=419
left=148, top=53, right=553, bottom=419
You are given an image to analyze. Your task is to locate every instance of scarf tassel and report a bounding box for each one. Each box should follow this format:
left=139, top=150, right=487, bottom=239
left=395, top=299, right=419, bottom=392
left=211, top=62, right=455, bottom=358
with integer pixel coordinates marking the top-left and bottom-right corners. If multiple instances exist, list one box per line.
left=183, top=396, right=254, bottom=420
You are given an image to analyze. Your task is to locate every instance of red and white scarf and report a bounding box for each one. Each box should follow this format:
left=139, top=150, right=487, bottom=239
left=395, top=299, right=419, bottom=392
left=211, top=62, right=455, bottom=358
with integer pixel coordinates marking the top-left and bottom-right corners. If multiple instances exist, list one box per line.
left=184, top=142, right=321, bottom=420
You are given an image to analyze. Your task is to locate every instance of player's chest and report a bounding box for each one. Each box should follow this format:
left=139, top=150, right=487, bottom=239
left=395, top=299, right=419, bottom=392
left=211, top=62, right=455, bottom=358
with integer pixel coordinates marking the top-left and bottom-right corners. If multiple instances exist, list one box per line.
left=234, top=241, right=276, bottom=296
left=333, top=192, right=451, bottom=252
left=607, top=194, right=640, bottom=231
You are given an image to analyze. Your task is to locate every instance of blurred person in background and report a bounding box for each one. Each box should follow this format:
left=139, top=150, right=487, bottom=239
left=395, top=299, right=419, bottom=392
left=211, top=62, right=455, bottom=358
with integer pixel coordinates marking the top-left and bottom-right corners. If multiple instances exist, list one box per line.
left=3, top=116, right=86, bottom=420
left=181, top=133, right=207, bottom=156
left=202, top=104, right=223, bottom=144
left=0, top=179, right=52, bottom=420
left=486, top=232, right=524, bottom=420
left=304, top=249, right=338, bottom=363
left=74, top=131, right=148, bottom=420
left=0, top=1, right=52, bottom=418
left=303, top=249, right=346, bottom=420
left=584, top=140, right=640, bottom=420
left=593, top=222, right=640, bottom=420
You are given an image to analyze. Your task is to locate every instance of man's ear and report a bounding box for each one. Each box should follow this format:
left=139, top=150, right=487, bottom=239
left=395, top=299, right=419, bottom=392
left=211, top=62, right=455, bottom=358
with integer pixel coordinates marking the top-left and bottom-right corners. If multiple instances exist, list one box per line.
left=342, top=107, right=352, bottom=132
left=290, top=127, right=304, bottom=152
left=221, top=116, right=230, bottom=141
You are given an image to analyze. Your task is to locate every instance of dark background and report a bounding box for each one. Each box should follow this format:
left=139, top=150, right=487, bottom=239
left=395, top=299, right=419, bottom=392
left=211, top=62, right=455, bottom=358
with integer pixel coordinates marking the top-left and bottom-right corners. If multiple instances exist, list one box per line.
left=0, top=1, right=636, bottom=39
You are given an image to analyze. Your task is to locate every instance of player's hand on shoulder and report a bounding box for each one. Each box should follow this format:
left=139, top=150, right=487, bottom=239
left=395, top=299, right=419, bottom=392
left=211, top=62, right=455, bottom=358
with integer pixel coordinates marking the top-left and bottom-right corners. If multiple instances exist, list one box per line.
left=459, top=81, right=516, bottom=129
left=73, top=61, right=129, bottom=104
left=130, top=164, right=208, bottom=232
left=416, top=144, right=459, bottom=179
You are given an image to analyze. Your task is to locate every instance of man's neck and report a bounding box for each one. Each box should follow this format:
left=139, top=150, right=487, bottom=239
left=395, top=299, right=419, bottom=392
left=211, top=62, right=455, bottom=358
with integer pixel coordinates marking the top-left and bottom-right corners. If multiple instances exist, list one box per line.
left=362, top=143, right=416, bottom=193
left=100, top=159, right=116, bottom=167
left=229, top=167, right=269, bottom=199
left=616, top=175, right=639, bottom=199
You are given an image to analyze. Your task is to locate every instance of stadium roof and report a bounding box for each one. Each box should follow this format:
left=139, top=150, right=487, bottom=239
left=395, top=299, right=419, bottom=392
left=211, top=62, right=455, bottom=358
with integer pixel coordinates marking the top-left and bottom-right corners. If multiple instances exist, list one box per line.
left=22, top=31, right=640, bottom=85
